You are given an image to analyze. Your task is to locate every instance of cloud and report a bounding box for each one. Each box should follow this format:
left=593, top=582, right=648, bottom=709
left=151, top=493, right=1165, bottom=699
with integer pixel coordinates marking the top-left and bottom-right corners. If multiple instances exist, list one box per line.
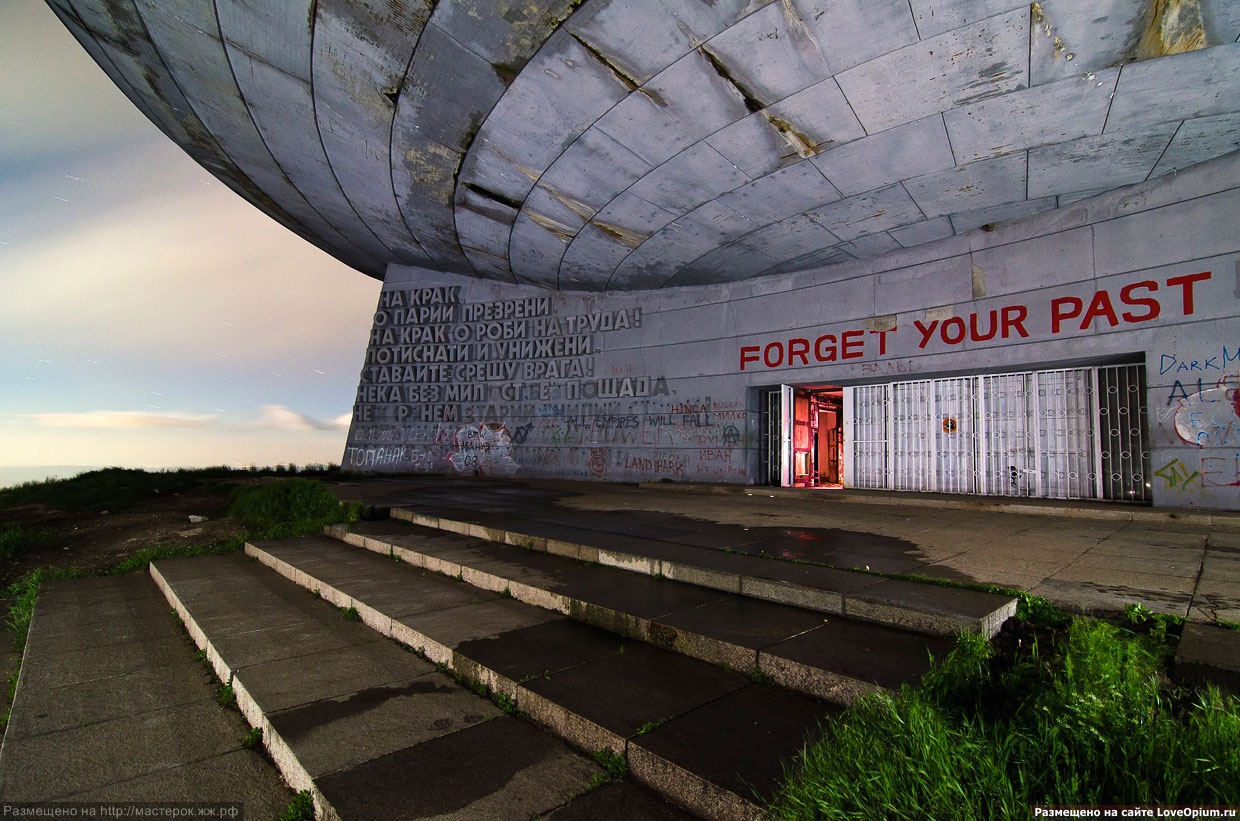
left=17, top=405, right=351, bottom=433
left=254, top=405, right=352, bottom=432
left=25, top=410, right=217, bottom=429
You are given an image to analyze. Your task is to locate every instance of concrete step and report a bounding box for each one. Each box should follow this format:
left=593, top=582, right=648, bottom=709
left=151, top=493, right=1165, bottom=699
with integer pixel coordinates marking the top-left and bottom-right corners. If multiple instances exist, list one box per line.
left=381, top=503, right=1016, bottom=637
left=243, top=535, right=843, bottom=819
left=323, top=520, right=954, bottom=705
left=150, top=553, right=695, bottom=821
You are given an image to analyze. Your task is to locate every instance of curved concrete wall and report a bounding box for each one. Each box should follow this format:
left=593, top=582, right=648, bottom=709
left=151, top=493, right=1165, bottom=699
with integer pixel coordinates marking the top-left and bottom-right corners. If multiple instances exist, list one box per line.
left=345, top=150, right=1240, bottom=510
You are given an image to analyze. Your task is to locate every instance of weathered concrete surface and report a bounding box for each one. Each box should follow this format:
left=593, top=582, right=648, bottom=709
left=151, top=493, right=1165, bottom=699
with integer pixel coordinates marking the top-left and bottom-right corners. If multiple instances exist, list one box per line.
left=1176, top=622, right=1240, bottom=693
left=337, top=477, right=1240, bottom=622
left=151, top=552, right=616, bottom=819
left=0, top=575, right=289, bottom=813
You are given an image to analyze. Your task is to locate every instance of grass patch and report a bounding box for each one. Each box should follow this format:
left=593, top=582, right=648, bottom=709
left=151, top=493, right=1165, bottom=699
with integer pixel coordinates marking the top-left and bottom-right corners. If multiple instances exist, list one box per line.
left=228, top=478, right=363, bottom=538
left=340, top=605, right=360, bottom=622
left=242, top=726, right=263, bottom=750
left=771, top=618, right=1240, bottom=818
left=593, top=748, right=628, bottom=779
left=280, top=790, right=315, bottom=821
left=0, top=524, right=47, bottom=561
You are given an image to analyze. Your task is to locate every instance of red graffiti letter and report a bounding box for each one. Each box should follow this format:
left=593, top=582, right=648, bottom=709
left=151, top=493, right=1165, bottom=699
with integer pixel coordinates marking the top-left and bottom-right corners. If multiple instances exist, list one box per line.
left=914, top=319, right=938, bottom=349
left=1166, top=271, right=1211, bottom=315
left=788, top=337, right=810, bottom=366
left=740, top=345, right=760, bottom=370
left=1051, top=297, right=1082, bottom=334
left=841, top=330, right=865, bottom=359
left=869, top=327, right=896, bottom=355
left=814, top=334, right=838, bottom=362
left=1081, top=290, right=1120, bottom=329
left=763, top=342, right=784, bottom=369
left=940, top=316, right=966, bottom=345
left=1119, top=281, right=1160, bottom=323
left=1001, top=305, right=1029, bottom=338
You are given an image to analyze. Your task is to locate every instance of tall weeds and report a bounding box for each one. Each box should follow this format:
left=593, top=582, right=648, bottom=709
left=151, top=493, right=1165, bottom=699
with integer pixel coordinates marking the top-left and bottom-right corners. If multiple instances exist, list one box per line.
left=772, top=619, right=1240, bottom=818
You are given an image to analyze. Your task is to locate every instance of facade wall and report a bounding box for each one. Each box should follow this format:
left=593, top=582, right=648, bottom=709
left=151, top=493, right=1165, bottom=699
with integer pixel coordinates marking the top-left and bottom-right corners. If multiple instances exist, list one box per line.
left=344, top=151, right=1240, bottom=510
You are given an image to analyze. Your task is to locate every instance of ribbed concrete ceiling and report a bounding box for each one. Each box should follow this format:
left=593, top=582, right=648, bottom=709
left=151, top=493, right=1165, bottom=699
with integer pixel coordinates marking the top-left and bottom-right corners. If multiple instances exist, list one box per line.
left=51, top=0, right=1240, bottom=290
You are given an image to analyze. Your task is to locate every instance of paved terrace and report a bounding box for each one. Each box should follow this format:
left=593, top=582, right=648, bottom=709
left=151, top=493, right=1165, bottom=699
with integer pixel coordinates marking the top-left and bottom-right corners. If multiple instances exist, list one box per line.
left=334, top=477, right=1240, bottom=623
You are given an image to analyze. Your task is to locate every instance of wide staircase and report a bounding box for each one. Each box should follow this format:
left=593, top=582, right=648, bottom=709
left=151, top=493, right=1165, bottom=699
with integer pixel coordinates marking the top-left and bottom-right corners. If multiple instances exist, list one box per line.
left=141, top=493, right=1014, bottom=820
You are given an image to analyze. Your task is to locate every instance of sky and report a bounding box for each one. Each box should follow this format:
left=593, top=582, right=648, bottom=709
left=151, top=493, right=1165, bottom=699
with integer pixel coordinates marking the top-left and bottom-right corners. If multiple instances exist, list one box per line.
left=0, top=0, right=382, bottom=479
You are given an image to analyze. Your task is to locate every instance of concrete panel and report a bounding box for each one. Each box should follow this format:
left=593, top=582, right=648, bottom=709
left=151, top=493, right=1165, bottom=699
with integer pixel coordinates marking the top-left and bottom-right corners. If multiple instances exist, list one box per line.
left=891, top=217, right=956, bottom=248
left=719, top=164, right=841, bottom=229
left=1028, top=0, right=1146, bottom=86
left=950, top=197, right=1058, bottom=233
left=905, top=153, right=1028, bottom=219
left=1201, top=0, right=1240, bottom=44
left=704, top=113, right=794, bottom=179
left=538, top=129, right=653, bottom=213
left=836, top=8, right=1030, bottom=134
left=806, top=184, right=927, bottom=242
left=702, top=2, right=833, bottom=104
left=559, top=225, right=640, bottom=291
left=763, top=78, right=867, bottom=156
left=628, top=143, right=752, bottom=214
left=565, top=0, right=698, bottom=83
left=1106, top=44, right=1240, bottom=132
left=674, top=242, right=781, bottom=285
left=311, top=0, right=431, bottom=265
left=1028, top=123, right=1181, bottom=200
left=1093, top=187, right=1240, bottom=276
left=429, top=0, right=576, bottom=71
left=840, top=232, right=902, bottom=260
left=595, top=51, right=750, bottom=167
left=1151, top=113, right=1240, bottom=176
left=736, top=214, right=842, bottom=261
left=472, top=32, right=630, bottom=176
left=592, top=192, right=679, bottom=237
left=227, top=52, right=385, bottom=259
left=907, top=0, right=1025, bottom=39
left=510, top=210, right=578, bottom=288
left=875, top=255, right=974, bottom=315
left=967, top=226, right=1094, bottom=298
left=812, top=115, right=955, bottom=197
left=944, top=69, right=1120, bottom=163
left=134, top=0, right=392, bottom=267
left=797, top=0, right=920, bottom=73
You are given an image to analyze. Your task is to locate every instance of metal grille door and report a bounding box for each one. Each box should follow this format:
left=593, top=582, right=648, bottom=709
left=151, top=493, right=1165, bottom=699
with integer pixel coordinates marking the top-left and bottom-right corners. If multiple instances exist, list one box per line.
left=845, top=365, right=1149, bottom=502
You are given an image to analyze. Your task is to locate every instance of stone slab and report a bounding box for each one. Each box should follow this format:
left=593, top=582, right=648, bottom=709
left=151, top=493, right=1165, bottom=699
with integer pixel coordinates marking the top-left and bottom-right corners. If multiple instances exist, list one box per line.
left=845, top=578, right=1016, bottom=636
left=629, top=684, right=838, bottom=818
left=545, top=779, right=698, bottom=820
left=454, top=618, right=625, bottom=684
left=520, top=644, right=748, bottom=744
left=268, top=672, right=501, bottom=778
left=315, top=715, right=600, bottom=821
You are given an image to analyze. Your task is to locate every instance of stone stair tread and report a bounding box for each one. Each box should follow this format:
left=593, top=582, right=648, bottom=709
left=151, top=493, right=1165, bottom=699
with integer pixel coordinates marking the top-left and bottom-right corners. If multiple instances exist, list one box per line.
left=761, top=616, right=950, bottom=690
left=454, top=619, right=627, bottom=683
left=518, top=643, right=750, bottom=741
left=630, top=684, right=838, bottom=812
left=314, top=716, right=600, bottom=821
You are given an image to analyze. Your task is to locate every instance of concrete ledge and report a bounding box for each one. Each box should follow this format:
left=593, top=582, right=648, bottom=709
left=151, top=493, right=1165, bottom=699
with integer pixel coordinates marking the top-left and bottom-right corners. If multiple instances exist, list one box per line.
left=628, top=743, right=765, bottom=821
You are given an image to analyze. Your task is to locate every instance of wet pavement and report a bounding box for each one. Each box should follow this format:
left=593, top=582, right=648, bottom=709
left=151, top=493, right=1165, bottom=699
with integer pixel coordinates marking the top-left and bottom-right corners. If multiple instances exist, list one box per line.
left=334, top=477, right=1240, bottom=623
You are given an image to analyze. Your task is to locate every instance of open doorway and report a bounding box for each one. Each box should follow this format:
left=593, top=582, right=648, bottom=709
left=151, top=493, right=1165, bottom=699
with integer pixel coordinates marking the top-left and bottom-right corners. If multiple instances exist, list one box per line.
left=761, top=385, right=842, bottom=488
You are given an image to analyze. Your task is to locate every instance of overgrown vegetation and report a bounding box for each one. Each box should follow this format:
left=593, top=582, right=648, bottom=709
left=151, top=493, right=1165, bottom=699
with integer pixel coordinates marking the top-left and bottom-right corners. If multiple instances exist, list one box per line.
left=227, top=477, right=363, bottom=538
left=279, top=790, right=315, bottom=821
left=771, top=617, right=1240, bottom=819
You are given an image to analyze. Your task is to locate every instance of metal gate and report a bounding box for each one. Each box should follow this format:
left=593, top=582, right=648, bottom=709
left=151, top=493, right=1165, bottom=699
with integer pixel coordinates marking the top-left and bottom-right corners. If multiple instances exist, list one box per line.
left=844, top=365, right=1149, bottom=502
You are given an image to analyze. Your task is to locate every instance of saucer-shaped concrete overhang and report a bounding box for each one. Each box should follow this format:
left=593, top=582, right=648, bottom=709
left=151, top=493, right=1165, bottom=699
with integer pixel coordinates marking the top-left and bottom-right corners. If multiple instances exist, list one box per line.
left=51, top=0, right=1240, bottom=290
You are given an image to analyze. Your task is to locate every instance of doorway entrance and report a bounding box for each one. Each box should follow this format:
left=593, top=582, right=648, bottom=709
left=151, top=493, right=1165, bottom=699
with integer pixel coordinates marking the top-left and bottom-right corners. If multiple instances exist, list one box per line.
left=760, top=385, right=842, bottom=488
